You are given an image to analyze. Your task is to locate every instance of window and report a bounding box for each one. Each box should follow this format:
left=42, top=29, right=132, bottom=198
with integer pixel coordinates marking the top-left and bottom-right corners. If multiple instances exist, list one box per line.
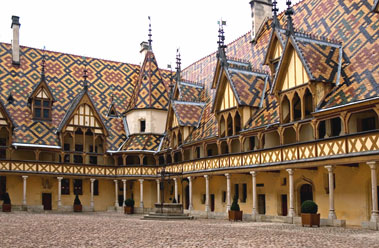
left=0, top=176, right=6, bottom=200
left=89, top=156, right=97, bottom=165
left=331, top=118, right=341, bottom=137
left=94, top=180, right=99, bottom=196
left=33, top=99, right=51, bottom=120
left=64, top=154, right=70, bottom=163
left=234, top=184, right=239, bottom=199
left=0, top=150, right=6, bottom=159
left=140, top=120, right=146, bottom=132
left=207, top=149, right=213, bottom=156
left=73, top=179, right=83, bottom=195
left=61, top=179, right=70, bottom=195
left=249, top=137, right=255, bottom=151
left=63, top=143, right=70, bottom=151
left=196, top=147, right=201, bottom=159
left=222, top=191, right=226, bottom=203
left=74, top=155, right=83, bottom=164
left=241, top=183, right=247, bottom=203
left=361, top=117, right=376, bottom=132
left=75, top=144, right=83, bottom=152
left=0, top=138, right=6, bottom=146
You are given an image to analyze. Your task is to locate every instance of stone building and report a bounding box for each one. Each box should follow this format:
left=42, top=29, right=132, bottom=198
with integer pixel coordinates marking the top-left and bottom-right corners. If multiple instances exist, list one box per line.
left=0, top=0, right=379, bottom=229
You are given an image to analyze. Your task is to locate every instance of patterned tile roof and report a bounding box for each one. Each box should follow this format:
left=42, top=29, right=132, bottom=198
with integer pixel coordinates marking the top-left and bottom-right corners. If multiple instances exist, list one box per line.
left=245, top=94, right=279, bottom=130
left=127, top=51, right=169, bottom=111
left=227, top=68, right=267, bottom=107
left=0, top=43, right=173, bottom=150
left=178, top=81, right=204, bottom=102
left=172, top=101, right=205, bottom=127
left=121, top=133, right=163, bottom=152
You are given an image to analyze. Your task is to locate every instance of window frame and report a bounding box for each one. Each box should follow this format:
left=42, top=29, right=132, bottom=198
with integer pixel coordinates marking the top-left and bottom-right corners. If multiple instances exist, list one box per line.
left=33, top=97, right=52, bottom=121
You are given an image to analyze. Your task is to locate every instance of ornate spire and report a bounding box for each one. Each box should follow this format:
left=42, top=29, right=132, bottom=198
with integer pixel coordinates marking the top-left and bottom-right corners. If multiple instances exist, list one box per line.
left=82, top=57, right=88, bottom=91
left=41, top=46, right=46, bottom=81
left=175, top=48, right=181, bottom=73
left=272, top=0, right=280, bottom=29
left=217, top=20, right=227, bottom=62
left=148, top=16, right=152, bottom=50
left=285, top=0, right=295, bottom=35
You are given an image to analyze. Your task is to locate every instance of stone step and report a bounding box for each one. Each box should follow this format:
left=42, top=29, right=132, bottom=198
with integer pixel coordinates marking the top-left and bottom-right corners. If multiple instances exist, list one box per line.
left=142, top=214, right=194, bottom=220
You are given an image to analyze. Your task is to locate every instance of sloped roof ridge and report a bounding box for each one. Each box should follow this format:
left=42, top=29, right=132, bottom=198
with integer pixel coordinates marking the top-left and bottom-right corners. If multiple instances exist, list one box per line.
left=294, top=29, right=342, bottom=45
left=180, top=79, right=203, bottom=87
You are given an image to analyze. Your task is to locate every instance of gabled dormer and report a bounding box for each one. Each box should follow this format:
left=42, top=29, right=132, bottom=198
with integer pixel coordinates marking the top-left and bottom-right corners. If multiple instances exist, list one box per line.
left=106, top=95, right=119, bottom=118
left=264, top=29, right=286, bottom=76
left=28, top=58, right=55, bottom=121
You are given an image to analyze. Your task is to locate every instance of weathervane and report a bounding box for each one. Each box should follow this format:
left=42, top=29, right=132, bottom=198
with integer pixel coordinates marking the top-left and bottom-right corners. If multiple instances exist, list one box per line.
left=148, top=16, right=152, bottom=50
left=217, top=19, right=227, bottom=49
left=175, top=48, right=181, bottom=73
left=285, top=0, right=295, bottom=35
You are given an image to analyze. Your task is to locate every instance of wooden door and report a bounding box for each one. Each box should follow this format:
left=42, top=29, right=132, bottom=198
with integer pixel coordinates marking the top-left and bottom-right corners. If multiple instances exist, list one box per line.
left=42, top=193, right=52, bottom=210
left=281, top=194, right=288, bottom=216
left=210, top=194, right=215, bottom=212
left=258, top=194, right=266, bottom=215
left=185, top=186, right=189, bottom=209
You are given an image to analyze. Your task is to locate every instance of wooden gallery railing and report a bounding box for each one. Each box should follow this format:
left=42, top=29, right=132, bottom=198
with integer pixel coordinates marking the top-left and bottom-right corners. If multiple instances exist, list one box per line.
left=0, top=131, right=378, bottom=177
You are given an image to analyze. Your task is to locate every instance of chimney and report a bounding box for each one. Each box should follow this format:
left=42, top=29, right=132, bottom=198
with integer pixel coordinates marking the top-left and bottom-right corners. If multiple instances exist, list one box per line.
left=140, top=41, right=149, bottom=62
left=250, top=0, right=272, bottom=40
left=11, top=16, right=21, bottom=65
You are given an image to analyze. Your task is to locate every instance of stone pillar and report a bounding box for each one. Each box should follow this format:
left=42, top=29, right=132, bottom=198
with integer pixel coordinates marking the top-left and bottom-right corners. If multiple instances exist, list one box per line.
left=250, top=171, right=258, bottom=217
left=57, top=177, right=63, bottom=207
left=156, top=179, right=161, bottom=204
left=287, top=169, right=295, bottom=217
left=368, top=162, right=379, bottom=222
left=188, top=176, right=193, bottom=211
left=225, top=173, right=231, bottom=212
left=22, top=175, right=28, bottom=206
left=325, top=165, right=336, bottom=219
left=114, top=180, right=119, bottom=208
left=204, top=175, right=210, bottom=212
left=122, top=179, right=127, bottom=207
left=173, top=178, right=178, bottom=202
left=139, top=179, right=144, bottom=209
left=90, top=178, right=95, bottom=208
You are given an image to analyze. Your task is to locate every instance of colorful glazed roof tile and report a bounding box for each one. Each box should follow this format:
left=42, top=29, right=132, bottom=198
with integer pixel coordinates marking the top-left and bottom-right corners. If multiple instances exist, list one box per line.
left=178, top=80, right=204, bottom=102
left=245, top=94, right=279, bottom=130
left=120, top=133, right=163, bottom=152
left=127, top=50, right=169, bottom=111
left=172, top=101, right=205, bottom=127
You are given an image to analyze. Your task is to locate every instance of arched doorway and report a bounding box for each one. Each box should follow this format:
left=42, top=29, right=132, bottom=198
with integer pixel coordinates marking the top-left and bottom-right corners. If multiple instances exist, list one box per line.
left=300, top=184, right=313, bottom=205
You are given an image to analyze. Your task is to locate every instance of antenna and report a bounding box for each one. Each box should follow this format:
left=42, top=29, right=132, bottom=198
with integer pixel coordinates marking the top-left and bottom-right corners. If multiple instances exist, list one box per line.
left=148, top=16, right=152, bottom=50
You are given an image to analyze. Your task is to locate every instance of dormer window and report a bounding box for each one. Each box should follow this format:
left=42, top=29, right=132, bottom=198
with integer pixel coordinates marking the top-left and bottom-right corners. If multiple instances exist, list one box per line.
left=33, top=98, right=51, bottom=120
left=140, top=120, right=146, bottom=132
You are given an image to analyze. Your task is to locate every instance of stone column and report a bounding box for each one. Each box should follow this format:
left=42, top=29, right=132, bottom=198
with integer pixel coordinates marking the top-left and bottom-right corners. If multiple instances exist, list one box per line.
left=114, top=180, right=118, bottom=208
left=90, top=178, right=95, bottom=209
left=173, top=178, right=178, bottom=202
left=188, top=176, right=193, bottom=211
left=287, top=169, right=295, bottom=217
left=325, top=165, right=336, bottom=219
left=122, top=179, right=127, bottom=207
left=225, top=173, right=231, bottom=212
left=368, top=162, right=379, bottom=222
left=156, top=179, right=161, bottom=204
left=139, top=179, right=144, bottom=209
left=57, top=177, right=63, bottom=207
left=22, top=175, right=28, bottom=206
left=250, top=171, right=258, bottom=217
left=204, top=175, right=210, bottom=212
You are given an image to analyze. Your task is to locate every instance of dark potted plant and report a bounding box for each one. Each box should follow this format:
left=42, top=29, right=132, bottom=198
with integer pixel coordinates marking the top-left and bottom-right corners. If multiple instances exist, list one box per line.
left=2, top=192, right=11, bottom=212
left=301, top=200, right=320, bottom=227
left=228, top=195, right=242, bottom=221
left=73, top=194, right=82, bottom=212
left=124, top=198, right=135, bottom=214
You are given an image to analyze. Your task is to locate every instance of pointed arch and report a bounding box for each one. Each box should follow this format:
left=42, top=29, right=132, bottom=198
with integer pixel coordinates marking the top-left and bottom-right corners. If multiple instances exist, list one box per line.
left=234, top=111, right=241, bottom=134
left=227, top=114, right=233, bottom=136
left=293, top=92, right=301, bottom=122
left=220, top=115, right=226, bottom=137
left=281, top=95, right=290, bottom=123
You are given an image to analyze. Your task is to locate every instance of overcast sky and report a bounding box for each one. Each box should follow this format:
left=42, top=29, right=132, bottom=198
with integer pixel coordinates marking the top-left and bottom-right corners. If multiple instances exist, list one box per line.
left=0, top=0, right=300, bottom=69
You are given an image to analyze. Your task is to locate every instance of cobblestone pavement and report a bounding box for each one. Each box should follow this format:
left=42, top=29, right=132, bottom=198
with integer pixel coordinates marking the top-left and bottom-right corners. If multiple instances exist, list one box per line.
left=1, top=212, right=379, bottom=248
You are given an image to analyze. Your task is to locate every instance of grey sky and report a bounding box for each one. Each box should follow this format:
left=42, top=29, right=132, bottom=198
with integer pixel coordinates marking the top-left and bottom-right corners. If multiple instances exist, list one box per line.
left=0, top=0, right=301, bottom=69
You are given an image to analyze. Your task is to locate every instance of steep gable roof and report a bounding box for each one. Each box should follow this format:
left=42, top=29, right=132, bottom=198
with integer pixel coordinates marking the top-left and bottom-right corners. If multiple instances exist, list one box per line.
left=172, top=101, right=205, bottom=127
left=127, top=51, right=169, bottom=111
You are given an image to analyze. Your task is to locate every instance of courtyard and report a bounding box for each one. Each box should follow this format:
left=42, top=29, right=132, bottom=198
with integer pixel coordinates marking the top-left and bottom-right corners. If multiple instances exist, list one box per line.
left=0, top=212, right=379, bottom=247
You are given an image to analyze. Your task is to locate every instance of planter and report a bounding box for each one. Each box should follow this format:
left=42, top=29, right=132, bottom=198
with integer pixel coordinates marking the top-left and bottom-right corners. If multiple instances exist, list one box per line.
left=301, top=213, right=320, bottom=227
left=2, top=204, right=11, bottom=212
left=73, top=204, right=82, bottom=212
left=124, top=206, right=134, bottom=214
left=228, top=210, right=243, bottom=221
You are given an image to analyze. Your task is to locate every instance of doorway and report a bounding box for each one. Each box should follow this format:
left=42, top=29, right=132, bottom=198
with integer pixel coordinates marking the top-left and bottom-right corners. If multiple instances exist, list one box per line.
left=118, top=195, right=124, bottom=207
left=185, top=186, right=189, bottom=209
left=42, top=193, right=52, bottom=210
left=281, top=194, right=288, bottom=216
left=210, top=194, right=215, bottom=212
left=258, top=194, right=266, bottom=214
left=300, top=184, right=313, bottom=206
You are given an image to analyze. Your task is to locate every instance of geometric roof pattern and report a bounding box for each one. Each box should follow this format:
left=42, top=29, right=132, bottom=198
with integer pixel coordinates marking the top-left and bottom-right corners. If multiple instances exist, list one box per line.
left=178, top=81, right=204, bottom=102
left=172, top=101, right=205, bottom=127
left=120, top=133, right=163, bottom=152
left=127, top=50, right=169, bottom=111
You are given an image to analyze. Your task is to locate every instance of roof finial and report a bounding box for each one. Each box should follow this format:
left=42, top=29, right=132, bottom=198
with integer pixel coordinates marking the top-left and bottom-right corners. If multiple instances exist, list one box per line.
left=175, top=48, right=181, bottom=73
left=82, top=57, right=88, bottom=91
left=41, top=46, right=46, bottom=81
left=285, top=0, right=295, bottom=35
left=272, top=1, right=280, bottom=29
left=217, top=19, right=227, bottom=62
left=148, top=16, right=152, bottom=50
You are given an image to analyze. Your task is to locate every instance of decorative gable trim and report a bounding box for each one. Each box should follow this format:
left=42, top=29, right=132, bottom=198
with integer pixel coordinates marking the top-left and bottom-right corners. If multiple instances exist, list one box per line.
left=0, top=100, right=14, bottom=128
